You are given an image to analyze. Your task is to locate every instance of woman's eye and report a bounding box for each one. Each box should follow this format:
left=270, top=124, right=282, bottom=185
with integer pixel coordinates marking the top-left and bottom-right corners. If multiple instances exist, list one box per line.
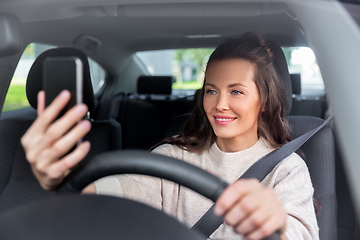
left=231, top=90, right=243, bottom=95
left=206, top=89, right=217, bottom=95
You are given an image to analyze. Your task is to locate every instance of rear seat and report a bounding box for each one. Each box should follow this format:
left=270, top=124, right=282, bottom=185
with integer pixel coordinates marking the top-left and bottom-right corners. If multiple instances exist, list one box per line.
left=289, top=73, right=327, bottom=119
left=111, top=76, right=196, bottom=149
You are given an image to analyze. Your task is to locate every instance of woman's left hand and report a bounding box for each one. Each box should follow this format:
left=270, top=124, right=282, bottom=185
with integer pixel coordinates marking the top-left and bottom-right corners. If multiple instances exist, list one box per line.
left=214, top=179, right=288, bottom=240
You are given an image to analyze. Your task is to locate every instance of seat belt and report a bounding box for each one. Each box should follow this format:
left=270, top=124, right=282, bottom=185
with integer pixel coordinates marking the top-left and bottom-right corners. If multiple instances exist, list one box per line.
left=191, top=114, right=334, bottom=238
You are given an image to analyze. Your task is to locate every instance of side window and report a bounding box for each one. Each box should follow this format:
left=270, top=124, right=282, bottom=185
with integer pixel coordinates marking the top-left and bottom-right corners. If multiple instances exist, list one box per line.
left=3, top=44, right=55, bottom=112
left=3, top=43, right=106, bottom=112
left=88, top=57, right=106, bottom=93
left=282, top=47, right=325, bottom=96
left=136, top=48, right=214, bottom=95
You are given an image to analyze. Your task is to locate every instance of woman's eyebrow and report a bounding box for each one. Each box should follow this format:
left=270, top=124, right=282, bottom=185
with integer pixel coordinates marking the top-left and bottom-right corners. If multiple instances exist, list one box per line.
left=228, top=83, right=247, bottom=88
left=205, top=83, right=247, bottom=88
left=205, top=83, right=216, bottom=87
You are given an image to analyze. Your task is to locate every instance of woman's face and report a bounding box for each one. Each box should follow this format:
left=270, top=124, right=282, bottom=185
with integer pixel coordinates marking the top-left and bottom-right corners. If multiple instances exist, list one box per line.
left=203, top=59, right=262, bottom=150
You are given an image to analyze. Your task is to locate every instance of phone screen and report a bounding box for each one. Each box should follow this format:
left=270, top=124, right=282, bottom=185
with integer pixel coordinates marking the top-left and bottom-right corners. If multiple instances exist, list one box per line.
left=43, top=56, right=83, bottom=118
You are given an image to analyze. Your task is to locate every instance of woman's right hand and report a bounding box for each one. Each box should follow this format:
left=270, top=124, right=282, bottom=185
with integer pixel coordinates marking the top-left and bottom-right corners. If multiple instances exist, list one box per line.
left=21, top=90, right=92, bottom=190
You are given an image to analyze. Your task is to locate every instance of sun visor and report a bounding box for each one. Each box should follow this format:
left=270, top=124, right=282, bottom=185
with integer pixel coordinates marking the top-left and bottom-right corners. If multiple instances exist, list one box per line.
left=0, top=13, right=22, bottom=57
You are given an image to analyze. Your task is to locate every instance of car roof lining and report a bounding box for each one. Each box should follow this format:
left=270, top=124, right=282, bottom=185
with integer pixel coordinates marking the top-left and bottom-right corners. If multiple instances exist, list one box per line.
left=3, top=1, right=306, bottom=45
left=0, top=0, right=310, bottom=99
left=17, top=10, right=306, bottom=76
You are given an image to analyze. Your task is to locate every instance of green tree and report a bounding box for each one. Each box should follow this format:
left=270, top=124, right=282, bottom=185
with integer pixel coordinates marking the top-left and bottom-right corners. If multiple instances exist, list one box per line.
left=174, top=48, right=214, bottom=86
left=22, top=43, right=35, bottom=59
left=174, top=48, right=214, bottom=67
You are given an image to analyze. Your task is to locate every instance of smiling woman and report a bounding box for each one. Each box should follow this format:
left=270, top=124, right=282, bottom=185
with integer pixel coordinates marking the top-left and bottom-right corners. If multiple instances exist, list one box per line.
left=18, top=31, right=320, bottom=240
left=154, top=33, right=290, bottom=154
left=94, top=32, right=318, bottom=240
left=203, top=59, right=262, bottom=152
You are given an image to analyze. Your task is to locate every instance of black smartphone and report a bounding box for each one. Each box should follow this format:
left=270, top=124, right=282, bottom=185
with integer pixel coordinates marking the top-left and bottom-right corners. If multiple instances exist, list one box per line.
left=43, top=56, right=83, bottom=119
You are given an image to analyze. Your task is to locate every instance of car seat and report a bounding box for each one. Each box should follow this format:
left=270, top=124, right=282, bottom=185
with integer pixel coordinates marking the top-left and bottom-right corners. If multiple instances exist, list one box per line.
left=0, top=47, right=122, bottom=213
left=120, top=76, right=175, bottom=149
left=267, top=40, right=336, bottom=240
left=166, top=40, right=337, bottom=240
left=289, top=73, right=327, bottom=119
left=111, top=75, right=194, bottom=150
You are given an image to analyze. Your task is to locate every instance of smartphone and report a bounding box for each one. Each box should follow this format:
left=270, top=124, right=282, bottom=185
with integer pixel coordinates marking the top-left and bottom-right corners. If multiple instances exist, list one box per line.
left=43, top=56, right=83, bottom=119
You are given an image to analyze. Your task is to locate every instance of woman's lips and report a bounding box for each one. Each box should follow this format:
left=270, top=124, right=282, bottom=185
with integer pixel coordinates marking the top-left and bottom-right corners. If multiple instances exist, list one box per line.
left=213, top=116, right=237, bottom=125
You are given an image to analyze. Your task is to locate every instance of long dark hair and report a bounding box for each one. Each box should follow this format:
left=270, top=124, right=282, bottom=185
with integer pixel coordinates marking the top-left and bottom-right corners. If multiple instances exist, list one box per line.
left=151, top=32, right=291, bottom=152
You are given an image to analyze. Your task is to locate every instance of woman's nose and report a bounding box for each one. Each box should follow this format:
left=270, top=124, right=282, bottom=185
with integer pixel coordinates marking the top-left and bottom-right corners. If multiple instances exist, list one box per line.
left=216, top=94, right=229, bottom=111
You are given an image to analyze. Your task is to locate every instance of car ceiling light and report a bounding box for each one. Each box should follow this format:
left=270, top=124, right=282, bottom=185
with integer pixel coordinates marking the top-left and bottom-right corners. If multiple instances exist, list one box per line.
left=184, top=34, right=221, bottom=39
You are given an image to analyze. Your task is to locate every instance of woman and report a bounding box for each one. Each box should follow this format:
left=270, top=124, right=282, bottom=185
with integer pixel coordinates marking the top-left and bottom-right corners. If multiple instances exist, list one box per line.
left=21, top=32, right=319, bottom=240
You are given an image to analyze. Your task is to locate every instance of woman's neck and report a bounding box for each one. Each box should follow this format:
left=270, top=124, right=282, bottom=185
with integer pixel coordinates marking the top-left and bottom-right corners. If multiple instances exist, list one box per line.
left=216, top=135, right=259, bottom=153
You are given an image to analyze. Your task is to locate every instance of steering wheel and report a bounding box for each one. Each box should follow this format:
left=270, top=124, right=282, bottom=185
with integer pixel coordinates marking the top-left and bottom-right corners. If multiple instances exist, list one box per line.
left=0, top=150, right=280, bottom=240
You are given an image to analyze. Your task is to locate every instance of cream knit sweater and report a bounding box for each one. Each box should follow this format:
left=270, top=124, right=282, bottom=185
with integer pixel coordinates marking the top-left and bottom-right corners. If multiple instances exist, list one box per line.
left=94, top=138, right=319, bottom=240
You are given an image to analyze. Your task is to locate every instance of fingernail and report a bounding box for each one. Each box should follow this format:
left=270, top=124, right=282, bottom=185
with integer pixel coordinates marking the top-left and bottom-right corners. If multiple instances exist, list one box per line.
left=82, top=141, right=91, bottom=150
left=214, top=206, right=224, bottom=216
left=59, top=90, right=70, bottom=99
left=76, top=104, right=87, bottom=114
left=80, top=120, right=91, bottom=130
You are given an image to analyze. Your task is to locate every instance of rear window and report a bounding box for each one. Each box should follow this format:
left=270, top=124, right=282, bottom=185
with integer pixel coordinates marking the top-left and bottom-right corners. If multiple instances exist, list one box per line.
left=282, top=47, right=324, bottom=96
left=136, top=48, right=214, bottom=95
left=136, top=47, right=325, bottom=96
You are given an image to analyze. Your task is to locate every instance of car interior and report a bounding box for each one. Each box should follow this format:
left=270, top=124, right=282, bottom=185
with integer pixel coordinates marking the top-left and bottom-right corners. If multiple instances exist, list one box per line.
left=0, top=0, right=359, bottom=239
left=0, top=47, right=122, bottom=213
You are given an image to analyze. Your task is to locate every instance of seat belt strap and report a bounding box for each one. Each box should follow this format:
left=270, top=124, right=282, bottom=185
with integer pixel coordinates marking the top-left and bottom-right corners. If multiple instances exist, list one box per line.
left=191, top=114, right=334, bottom=238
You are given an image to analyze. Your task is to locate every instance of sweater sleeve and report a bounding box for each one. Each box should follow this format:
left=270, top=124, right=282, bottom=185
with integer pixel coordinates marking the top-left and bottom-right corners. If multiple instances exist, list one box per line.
left=94, top=144, right=179, bottom=211
left=269, top=154, right=319, bottom=240
left=94, top=174, right=162, bottom=210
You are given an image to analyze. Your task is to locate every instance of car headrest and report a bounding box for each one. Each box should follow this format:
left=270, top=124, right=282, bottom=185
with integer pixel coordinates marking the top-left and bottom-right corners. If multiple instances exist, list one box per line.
left=290, top=73, right=301, bottom=95
left=266, top=40, right=292, bottom=115
left=137, top=76, right=175, bottom=95
left=26, top=47, right=95, bottom=112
